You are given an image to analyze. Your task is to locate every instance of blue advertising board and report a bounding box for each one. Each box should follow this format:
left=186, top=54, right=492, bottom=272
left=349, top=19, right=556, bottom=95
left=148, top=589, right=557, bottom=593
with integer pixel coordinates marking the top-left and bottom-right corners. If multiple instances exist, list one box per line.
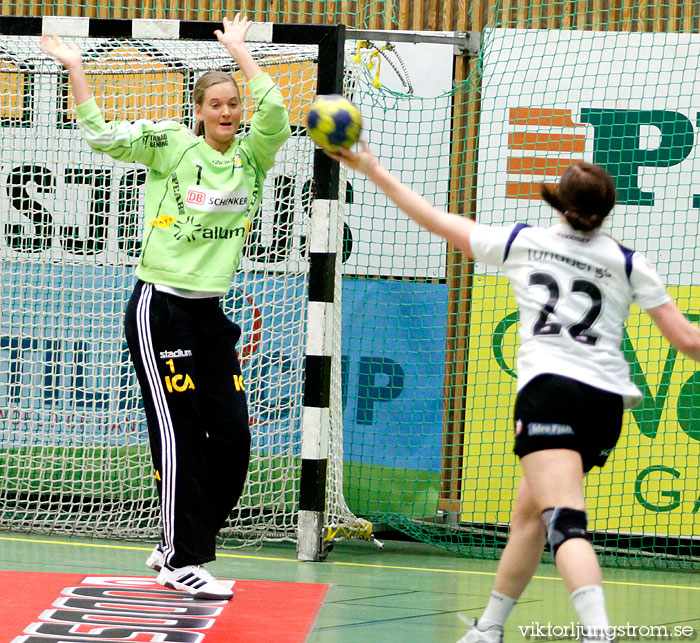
left=0, top=260, right=308, bottom=451
left=1, top=260, right=447, bottom=473
left=341, top=278, right=448, bottom=472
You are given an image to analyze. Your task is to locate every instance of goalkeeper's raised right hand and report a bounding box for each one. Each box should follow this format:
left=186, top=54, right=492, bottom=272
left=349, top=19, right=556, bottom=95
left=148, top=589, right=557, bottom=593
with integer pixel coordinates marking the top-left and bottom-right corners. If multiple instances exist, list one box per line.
left=39, top=33, right=93, bottom=106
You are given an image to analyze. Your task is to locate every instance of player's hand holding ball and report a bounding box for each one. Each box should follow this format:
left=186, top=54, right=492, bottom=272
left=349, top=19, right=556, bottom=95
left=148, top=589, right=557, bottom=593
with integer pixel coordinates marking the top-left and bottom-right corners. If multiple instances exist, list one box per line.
left=324, top=139, right=377, bottom=177
left=306, top=94, right=362, bottom=153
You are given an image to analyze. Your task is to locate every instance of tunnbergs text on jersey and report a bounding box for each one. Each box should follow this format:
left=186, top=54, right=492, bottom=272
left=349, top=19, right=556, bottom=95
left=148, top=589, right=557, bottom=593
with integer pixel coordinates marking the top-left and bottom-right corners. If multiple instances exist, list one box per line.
left=527, top=249, right=612, bottom=279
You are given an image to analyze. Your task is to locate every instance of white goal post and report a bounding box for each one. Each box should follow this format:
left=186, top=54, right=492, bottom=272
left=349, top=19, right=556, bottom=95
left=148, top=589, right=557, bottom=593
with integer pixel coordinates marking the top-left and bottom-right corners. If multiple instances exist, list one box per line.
left=0, top=15, right=361, bottom=562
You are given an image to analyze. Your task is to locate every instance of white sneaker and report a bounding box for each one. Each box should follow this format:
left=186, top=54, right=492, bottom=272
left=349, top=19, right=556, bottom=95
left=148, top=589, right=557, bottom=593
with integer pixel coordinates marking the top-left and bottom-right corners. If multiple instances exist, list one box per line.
left=457, top=619, right=504, bottom=643
left=156, top=564, right=233, bottom=600
left=145, top=544, right=165, bottom=572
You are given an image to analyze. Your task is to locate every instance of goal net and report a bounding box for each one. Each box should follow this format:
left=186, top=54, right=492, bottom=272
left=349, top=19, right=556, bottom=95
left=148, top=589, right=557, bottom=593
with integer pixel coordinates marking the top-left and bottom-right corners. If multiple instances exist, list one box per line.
left=0, top=20, right=356, bottom=549
left=341, top=29, right=700, bottom=570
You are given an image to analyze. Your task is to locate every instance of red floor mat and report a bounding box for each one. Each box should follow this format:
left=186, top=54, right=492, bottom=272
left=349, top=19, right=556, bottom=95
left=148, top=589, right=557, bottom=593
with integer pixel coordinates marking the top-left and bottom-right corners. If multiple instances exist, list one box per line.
left=0, top=571, right=328, bottom=642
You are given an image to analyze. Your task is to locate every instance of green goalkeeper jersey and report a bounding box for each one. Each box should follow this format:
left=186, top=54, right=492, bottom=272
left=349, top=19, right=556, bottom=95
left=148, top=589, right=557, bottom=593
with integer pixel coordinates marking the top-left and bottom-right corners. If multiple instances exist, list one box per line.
left=75, top=73, right=291, bottom=293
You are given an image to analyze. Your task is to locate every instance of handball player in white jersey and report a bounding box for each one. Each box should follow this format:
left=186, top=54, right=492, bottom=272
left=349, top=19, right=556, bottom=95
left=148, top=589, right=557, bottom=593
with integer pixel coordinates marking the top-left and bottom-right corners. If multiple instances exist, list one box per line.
left=329, top=142, right=700, bottom=642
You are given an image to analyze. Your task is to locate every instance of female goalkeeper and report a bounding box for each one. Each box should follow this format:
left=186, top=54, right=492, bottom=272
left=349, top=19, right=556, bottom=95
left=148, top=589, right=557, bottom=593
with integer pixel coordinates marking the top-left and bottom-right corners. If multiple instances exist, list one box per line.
left=41, top=14, right=290, bottom=601
left=329, top=143, right=700, bottom=642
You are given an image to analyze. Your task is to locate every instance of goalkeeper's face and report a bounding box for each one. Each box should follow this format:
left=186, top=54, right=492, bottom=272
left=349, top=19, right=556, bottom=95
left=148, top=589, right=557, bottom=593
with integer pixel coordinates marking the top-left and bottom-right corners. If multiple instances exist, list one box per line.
left=196, top=81, right=242, bottom=153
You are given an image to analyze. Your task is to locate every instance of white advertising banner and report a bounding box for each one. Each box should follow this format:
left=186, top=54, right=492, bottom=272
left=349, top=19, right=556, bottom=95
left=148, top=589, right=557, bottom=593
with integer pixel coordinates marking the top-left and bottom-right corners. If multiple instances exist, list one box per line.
left=470, top=29, right=700, bottom=535
left=345, top=36, right=455, bottom=278
left=478, top=28, right=700, bottom=285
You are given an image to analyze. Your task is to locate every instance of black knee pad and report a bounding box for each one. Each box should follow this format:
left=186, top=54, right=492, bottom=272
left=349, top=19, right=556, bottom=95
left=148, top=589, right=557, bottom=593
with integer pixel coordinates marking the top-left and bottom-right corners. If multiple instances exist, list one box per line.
left=541, top=507, right=590, bottom=558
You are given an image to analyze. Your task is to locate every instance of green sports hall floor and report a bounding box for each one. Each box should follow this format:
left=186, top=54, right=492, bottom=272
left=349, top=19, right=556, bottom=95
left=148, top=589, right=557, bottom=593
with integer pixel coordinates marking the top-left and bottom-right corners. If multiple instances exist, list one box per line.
left=1, top=530, right=698, bottom=642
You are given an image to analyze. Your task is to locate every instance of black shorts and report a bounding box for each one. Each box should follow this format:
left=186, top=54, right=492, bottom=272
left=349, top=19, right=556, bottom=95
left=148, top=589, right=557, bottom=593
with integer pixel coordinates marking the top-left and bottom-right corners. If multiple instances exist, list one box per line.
left=513, top=374, right=624, bottom=472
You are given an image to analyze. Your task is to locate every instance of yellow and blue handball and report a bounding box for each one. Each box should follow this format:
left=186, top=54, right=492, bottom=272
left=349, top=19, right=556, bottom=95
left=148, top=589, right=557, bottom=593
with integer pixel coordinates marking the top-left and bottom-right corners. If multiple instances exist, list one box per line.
left=306, top=94, right=362, bottom=153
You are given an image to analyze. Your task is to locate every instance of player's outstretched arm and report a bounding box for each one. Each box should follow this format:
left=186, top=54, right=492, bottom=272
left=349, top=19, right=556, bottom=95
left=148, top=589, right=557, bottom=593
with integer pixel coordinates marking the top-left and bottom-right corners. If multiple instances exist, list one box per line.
left=39, top=34, right=93, bottom=106
left=215, top=14, right=263, bottom=82
left=647, top=300, right=700, bottom=361
left=329, top=141, right=478, bottom=258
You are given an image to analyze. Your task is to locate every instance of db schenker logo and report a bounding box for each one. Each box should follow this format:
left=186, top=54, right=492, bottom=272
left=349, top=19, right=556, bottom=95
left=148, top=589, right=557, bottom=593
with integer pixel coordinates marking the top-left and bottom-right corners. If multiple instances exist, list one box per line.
left=185, top=187, right=248, bottom=213
left=186, top=188, right=207, bottom=206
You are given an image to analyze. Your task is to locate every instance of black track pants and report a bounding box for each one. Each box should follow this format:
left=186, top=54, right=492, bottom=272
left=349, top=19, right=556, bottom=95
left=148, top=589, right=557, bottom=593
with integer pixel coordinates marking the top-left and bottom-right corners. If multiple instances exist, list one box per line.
left=124, top=280, right=251, bottom=568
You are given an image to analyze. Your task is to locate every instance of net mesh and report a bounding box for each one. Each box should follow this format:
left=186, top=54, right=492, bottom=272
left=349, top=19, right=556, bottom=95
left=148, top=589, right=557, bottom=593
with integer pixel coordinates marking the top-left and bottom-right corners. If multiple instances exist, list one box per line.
left=341, top=22, right=700, bottom=570
left=0, top=33, right=355, bottom=545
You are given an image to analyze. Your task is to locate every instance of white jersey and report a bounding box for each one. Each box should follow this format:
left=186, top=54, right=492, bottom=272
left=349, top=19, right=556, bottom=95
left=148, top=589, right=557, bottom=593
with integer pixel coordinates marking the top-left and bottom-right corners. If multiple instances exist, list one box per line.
left=470, top=222, right=671, bottom=408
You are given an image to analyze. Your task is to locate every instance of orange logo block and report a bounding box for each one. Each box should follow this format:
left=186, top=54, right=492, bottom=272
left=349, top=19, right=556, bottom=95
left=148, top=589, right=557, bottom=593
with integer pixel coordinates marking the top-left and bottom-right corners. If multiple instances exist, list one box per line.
left=506, top=108, right=587, bottom=200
